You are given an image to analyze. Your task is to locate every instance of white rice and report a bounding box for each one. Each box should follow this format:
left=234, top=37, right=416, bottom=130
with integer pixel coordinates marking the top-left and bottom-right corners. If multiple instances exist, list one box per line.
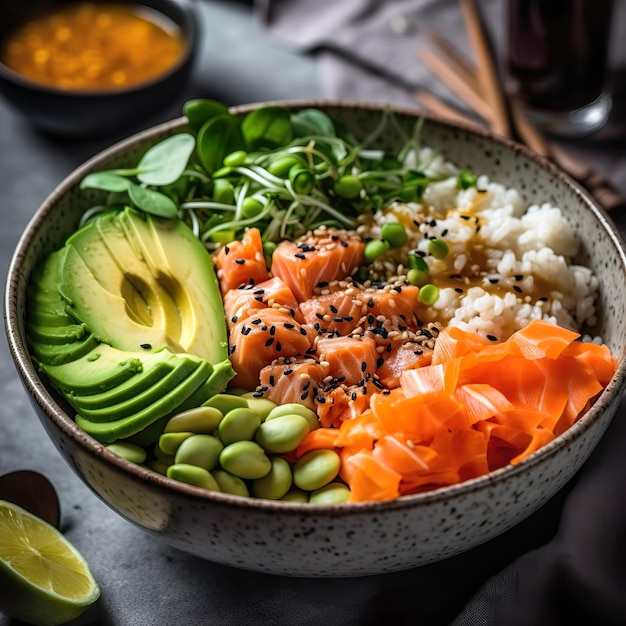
left=358, top=157, right=599, bottom=343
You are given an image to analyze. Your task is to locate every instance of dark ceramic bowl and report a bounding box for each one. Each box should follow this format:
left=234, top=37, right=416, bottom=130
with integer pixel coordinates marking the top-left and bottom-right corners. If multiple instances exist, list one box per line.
left=5, top=101, right=626, bottom=577
left=0, top=0, right=199, bottom=137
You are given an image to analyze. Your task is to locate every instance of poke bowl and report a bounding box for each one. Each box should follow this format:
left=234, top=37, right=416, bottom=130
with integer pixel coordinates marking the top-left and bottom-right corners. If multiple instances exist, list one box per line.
left=5, top=100, right=626, bottom=577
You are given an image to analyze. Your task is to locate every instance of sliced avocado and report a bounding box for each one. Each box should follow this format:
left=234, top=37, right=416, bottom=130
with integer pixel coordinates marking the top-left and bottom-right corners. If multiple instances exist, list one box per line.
left=75, top=360, right=214, bottom=442
left=73, top=355, right=202, bottom=421
left=27, top=322, right=88, bottom=345
left=31, top=334, right=100, bottom=366
left=41, top=344, right=147, bottom=396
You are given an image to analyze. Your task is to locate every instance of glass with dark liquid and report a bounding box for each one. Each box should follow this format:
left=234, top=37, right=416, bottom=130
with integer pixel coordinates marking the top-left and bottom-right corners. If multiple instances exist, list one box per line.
left=507, top=0, right=614, bottom=136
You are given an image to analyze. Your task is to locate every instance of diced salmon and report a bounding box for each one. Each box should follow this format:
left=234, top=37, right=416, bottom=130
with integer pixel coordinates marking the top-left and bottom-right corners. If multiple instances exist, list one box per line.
left=228, top=309, right=312, bottom=389
left=377, top=341, right=434, bottom=389
left=214, top=228, right=270, bottom=294
left=223, top=276, right=301, bottom=329
left=299, top=289, right=362, bottom=335
left=315, top=378, right=381, bottom=429
left=317, top=335, right=378, bottom=386
left=270, top=229, right=365, bottom=302
left=258, top=359, right=330, bottom=411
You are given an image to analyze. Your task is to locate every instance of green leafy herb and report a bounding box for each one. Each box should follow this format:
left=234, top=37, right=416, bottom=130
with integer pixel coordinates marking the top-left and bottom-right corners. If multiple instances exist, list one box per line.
left=137, top=134, right=196, bottom=186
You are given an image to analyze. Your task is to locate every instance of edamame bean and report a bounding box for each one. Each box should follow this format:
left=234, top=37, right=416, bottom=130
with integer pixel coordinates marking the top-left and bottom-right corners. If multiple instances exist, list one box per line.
left=381, top=223, right=408, bottom=248
left=364, top=239, right=390, bottom=263
left=164, top=406, right=224, bottom=434
left=240, top=394, right=277, bottom=421
left=174, top=434, right=223, bottom=471
left=218, top=407, right=262, bottom=445
left=408, top=254, right=428, bottom=271
left=252, top=457, right=293, bottom=500
left=279, top=489, right=309, bottom=503
left=204, top=393, right=248, bottom=414
left=407, top=268, right=428, bottom=286
left=255, top=414, right=310, bottom=454
left=289, top=168, right=315, bottom=195
left=153, top=443, right=174, bottom=463
left=147, top=459, right=170, bottom=475
left=293, top=449, right=340, bottom=491
left=211, top=179, right=234, bottom=205
left=167, top=464, right=220, bottom=491
left=308, top=482, right=351, bottom=504
left=212, top=470, right=250, bottom=497
left=267, top=154, right=301, bottom=177
left=334, top=174, right=362, bottom=199
left=241, top=197, right=265, bottom=219
left=220, top=441, right=272, bottom=479
left=106, top=442, right=147, bottom=464
left=158, top=431, right=194, bottom=456
left=265, top=403, right=319, bottom=431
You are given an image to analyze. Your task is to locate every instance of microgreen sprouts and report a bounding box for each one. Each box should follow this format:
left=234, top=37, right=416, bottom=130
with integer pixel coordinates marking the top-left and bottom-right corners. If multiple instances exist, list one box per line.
left=79, top=100, right=461, bottom=249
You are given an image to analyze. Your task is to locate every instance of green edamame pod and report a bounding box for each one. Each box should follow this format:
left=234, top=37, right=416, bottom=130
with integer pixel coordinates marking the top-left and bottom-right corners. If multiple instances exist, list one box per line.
left=252, top=457, right=293, bottom=500
left=164, top=406, right=224, bottom=434
left=255, top=414, right=310, bottom=454
left=212, top=470, right=250, bottom=497
left=265, top=403, right=319, bottom=431
left=106, top=442, right=147, bottom=464
left=293, top=449, right=340, bottom=491
left=219, top=441, right=272, bottom=479
left=174, top=434, right=223, bottom=471
left=167, top=464, right=220, bottom=491
left=218, top=407, right=262, bottom=445
left=308, top=482, right=351, bottom=504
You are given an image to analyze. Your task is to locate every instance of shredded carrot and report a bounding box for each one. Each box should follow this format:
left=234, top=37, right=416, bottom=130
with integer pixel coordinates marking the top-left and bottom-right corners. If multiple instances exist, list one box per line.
left=295, top=319, right=617, bottom=503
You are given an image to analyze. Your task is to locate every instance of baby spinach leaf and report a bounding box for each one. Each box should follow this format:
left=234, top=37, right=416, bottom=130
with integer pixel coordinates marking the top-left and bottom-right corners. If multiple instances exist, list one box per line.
left=137, top=134, right=196, bottom=187
left=80, top=172, right=132, bottom=193
left=197, top=114, right=245, bottom=174
left=291, top=108, right=335, bottom=139
left=183, top=99, right=229, bottom=132
left=241, top=106, right=292, bottom=150
left=128, top=184, right=178, bottom=218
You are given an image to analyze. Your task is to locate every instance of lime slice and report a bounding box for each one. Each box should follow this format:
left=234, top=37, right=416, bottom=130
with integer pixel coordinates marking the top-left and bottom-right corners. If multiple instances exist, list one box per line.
left=0, top=500, right=100, bottom=626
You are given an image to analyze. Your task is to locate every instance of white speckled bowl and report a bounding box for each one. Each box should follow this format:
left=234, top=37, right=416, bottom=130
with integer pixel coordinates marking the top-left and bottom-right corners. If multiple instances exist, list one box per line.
left=6, top=101, right=626, bottom=577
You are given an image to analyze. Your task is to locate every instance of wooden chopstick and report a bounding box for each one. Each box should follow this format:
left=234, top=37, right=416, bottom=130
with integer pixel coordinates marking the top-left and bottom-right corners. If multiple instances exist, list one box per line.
left=414, top=4, right=625, bottom=213
left=458, top=0, right=511, bottom=138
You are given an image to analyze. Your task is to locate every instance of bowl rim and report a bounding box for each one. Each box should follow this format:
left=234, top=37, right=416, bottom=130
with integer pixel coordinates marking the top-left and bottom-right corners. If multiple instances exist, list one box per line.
left=0, top=0, right=199, bottom=97
left=6, top=98, right=626, bottom=515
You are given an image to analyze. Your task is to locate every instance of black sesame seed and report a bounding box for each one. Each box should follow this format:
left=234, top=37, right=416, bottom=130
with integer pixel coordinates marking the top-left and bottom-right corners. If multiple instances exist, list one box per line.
left=513, top=285, right=523, bottom=294
left=487, top=334, right=498, bottom=341
left=265, top=337, right=274, bottom=347
left=269, top=325, right=276, bottom=336
left=276, top=341, right=282, bottom=351
left=235, top=258, right=245, bottom=265
left=140, top=343, right=152, bottom=350
left=295, top=253, right=306, bottom=260
left=241, top=326, right=251, bottom=336
left=231, top=315, right=238, bottom=323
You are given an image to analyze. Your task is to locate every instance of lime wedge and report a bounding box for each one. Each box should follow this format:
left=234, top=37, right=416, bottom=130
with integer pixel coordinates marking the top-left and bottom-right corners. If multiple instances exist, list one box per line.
left=0, top=500, right=100, bottom=625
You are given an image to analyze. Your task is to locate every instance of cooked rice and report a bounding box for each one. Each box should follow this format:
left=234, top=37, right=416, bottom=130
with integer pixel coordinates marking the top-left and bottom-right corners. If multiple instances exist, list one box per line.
left=356, top=158, right=599, bottom=343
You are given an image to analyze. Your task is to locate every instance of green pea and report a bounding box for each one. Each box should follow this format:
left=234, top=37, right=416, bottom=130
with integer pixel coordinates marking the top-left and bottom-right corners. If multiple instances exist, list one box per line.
left=164, top=406, right=224, bottom=434
left=334, top=174, right=362, bottom=199
left=267, top=154, right=301, bottom=177
left=167, top=464, right=220, bottom=491
left=308, top=482, right=351, bottom=504
left=418, top=284, right=440, bottom=305
left=428, top=238, right=449, bottom=260
left=255, top=414, right=310, bottom=454
left=212, top=469, right=250, bottom=497
left=211, top=178, right=235, bottom=205
left=252, top=457, right=293, bottom=500
left=203, top=393, right=248, bottom=415
left=220, top=441, right=272, bottom=479
left=364, top=239, right=390, bottom=263
left=209, top=230, right=236, bottom=244
left=293, top=449, right=340, bottom=492
left=265, top=403, right=319, bottom=431
left=240, top=394, right=277, bottom=421
left=280, top=489, right=309, bottom=503
left=106, top=442, right=147, bottom=464
left=381, top=223, right=408, bottom=248
left=223, top=150, right=247, bottom=168
left=158, top=431, right=194, bottom=456
left=217, top=407, right=262, bottom=445
left=262, top=241, right=277, bottom=265
left=241, top=197, right=265, bottom=219
left=408, top=254, right=428, bottom=271
left=407, top=268, right=428, bottom=286
left=174, top=434, right=223, bottom=471
left=289, top=168, right=315, bottom=195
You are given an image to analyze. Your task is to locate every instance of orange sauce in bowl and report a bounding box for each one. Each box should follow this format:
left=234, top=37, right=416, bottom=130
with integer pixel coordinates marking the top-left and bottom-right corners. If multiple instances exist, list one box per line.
left=0, top=2, right=186, bottom=91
